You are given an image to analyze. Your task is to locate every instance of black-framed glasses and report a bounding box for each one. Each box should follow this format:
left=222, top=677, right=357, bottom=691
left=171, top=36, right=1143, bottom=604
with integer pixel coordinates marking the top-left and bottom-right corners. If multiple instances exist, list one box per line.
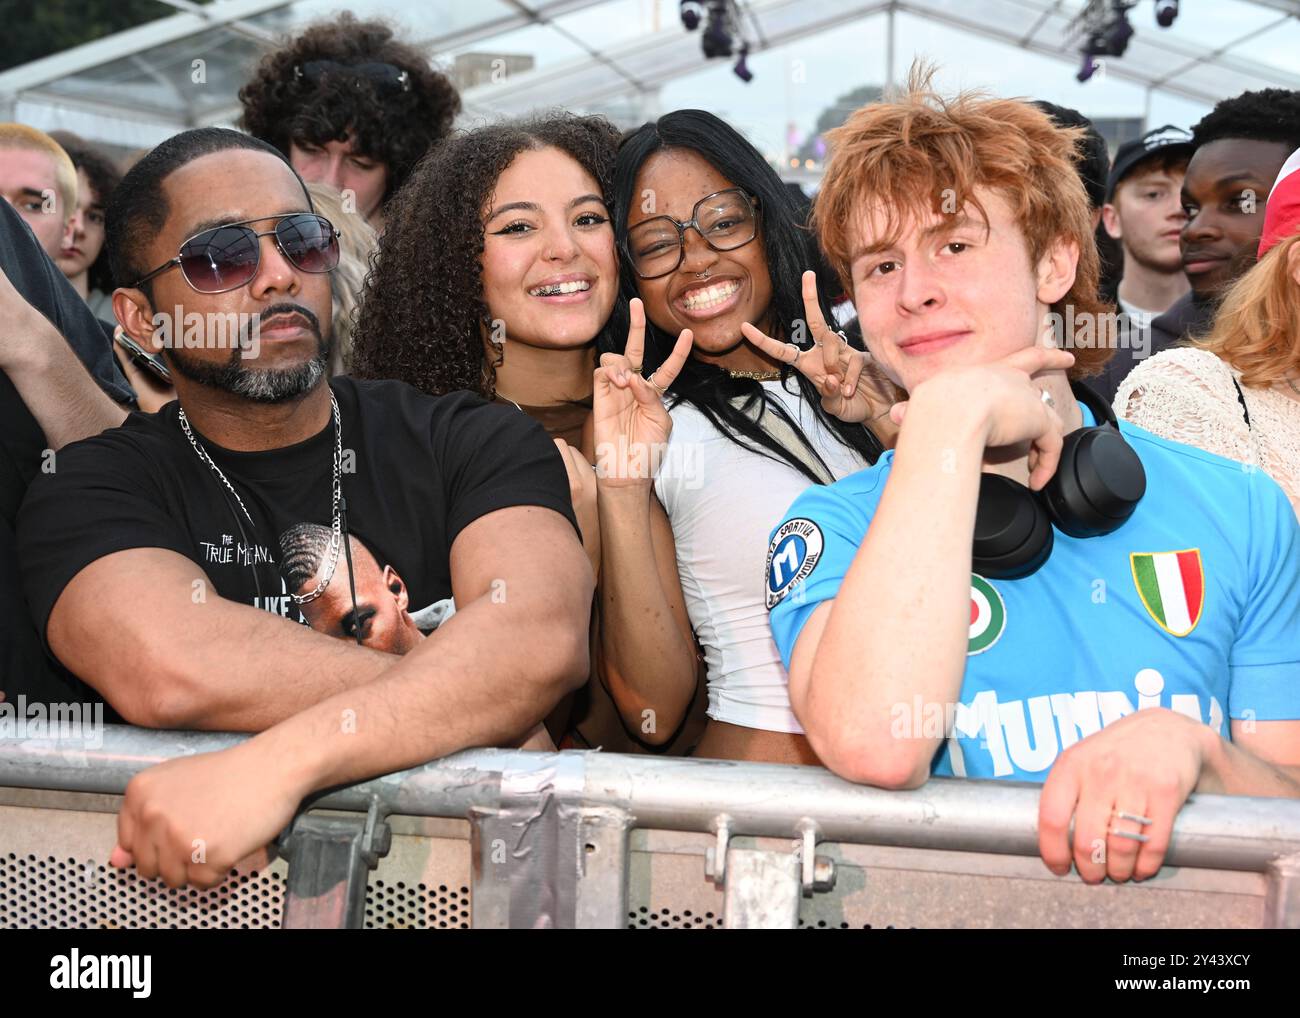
left=133, top=213, right=341, bottom=293
left=625, top=188, right=760, bottom=279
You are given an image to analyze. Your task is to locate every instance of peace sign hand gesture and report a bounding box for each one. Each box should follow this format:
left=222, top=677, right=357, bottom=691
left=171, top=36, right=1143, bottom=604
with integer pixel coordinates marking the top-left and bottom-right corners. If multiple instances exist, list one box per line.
left=740, top=270, right=895, bottom=425
left=593, top=298, right=694, bottom=487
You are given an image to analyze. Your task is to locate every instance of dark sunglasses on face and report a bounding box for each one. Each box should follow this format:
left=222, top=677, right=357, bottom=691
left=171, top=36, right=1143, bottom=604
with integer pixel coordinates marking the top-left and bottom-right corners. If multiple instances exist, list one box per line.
left=625, top=187, right=760, bottom=279
left=133, top=213, right=341, bottom=294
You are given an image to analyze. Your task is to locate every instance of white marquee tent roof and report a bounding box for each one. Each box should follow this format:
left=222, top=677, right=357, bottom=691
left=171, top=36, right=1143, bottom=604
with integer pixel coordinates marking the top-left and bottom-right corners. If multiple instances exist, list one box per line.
left=2, top=0, right=1297, bottom=156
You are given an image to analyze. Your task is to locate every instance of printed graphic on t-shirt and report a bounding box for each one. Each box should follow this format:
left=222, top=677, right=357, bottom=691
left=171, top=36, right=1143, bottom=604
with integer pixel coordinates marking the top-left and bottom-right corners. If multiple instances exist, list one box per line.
left=943, top=667, right=1225, bottom=778
left=968, top=574, right=1006, bottom=655
left=1130, top=548, right=1204, bottom=637
left=765, top=517, right=824, bottom=610
left=275, top=521, right=452, bottom=655
left=197, top=529, right=299, bottom=620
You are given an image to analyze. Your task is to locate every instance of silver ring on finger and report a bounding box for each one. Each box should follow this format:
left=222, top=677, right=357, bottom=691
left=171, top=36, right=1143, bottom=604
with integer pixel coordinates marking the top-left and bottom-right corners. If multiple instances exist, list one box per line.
left=1109, top=806, right=1151, bottom=842
left=1040, top=388, right=1056, bottom=411
left=646, top=371, right=667, bottom=394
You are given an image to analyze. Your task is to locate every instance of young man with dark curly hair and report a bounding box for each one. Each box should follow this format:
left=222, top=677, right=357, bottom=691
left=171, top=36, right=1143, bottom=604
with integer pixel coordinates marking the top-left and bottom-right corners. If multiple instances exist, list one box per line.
left=238, top=12, right=460, bottom=230
left=15, top=127, right=591, bottom=889
left=1142, top=87, right=1300, bottom=356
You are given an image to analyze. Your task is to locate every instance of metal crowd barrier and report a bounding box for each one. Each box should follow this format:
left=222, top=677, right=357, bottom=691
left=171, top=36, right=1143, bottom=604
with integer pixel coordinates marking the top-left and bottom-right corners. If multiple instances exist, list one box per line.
left=2, top=725, right=1298, bottom=929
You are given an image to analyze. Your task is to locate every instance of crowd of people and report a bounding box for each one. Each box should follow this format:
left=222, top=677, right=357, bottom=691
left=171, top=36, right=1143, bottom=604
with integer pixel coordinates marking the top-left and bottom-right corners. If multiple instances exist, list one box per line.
left=1, top=13, right=1297, bottom=893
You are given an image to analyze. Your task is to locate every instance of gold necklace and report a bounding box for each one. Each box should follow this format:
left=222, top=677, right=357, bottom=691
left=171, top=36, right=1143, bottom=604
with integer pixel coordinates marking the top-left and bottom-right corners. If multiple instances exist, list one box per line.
left=728, top=369, right=783, bottom=381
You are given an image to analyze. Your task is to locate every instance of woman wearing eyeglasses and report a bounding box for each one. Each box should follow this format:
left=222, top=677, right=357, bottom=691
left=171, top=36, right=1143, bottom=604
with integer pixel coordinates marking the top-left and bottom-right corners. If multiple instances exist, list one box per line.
left=350, top=112, right=709, bottom=754
left=594, top=110, right=896, bottom=764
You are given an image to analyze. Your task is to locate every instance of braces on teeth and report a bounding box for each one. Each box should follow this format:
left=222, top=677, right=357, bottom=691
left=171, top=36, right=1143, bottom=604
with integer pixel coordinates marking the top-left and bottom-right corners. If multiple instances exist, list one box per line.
left=531, top=280, right=591, bottom=296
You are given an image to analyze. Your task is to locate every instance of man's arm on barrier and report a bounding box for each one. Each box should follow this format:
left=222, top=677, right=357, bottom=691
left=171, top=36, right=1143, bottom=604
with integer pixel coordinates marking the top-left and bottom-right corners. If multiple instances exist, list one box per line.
left=111, top=504, right=593, bottom=888
left=47, top=547, right=398, bottom=729
left=1206, top=721, right=1300, bottom=794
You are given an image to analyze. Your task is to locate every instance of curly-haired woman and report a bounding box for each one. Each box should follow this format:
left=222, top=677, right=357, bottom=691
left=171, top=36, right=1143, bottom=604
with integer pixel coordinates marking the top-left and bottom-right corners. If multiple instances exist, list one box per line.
left=352, top=112, right=708, bottom=754
left=595, top=110, right=896, bottom=764
left=238, top=13, right=460, bottom=230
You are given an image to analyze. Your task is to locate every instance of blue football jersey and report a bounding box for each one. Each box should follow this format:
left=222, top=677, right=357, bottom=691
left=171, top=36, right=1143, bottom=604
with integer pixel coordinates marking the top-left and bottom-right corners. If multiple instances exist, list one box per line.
left=767, top=404, right=1300, bottom=782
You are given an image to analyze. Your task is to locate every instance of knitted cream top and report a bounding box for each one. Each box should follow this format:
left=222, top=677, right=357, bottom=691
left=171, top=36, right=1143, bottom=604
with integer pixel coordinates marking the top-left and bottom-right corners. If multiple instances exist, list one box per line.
left=1114, top=346, right=1300, bottom=520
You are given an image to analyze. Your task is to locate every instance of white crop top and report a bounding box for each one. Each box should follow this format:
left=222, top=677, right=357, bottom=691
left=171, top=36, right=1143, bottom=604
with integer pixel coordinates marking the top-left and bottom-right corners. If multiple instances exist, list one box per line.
left=654, top=378, right=871, bottom=732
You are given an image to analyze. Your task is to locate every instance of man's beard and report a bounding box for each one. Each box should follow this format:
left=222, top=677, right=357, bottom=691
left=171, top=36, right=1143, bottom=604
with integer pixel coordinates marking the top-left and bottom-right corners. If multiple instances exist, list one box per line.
left=166, top=308, right=330, bottom=404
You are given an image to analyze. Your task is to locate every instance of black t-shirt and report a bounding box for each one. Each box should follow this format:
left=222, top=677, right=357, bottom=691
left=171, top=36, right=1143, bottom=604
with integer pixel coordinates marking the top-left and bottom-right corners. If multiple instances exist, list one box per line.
left=16, top=376, right=578, bottom=697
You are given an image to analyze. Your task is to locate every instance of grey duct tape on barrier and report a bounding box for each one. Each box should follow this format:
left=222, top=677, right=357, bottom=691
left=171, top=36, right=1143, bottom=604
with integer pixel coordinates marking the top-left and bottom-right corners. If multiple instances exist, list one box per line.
left=496, top=751, right=589, bottom=928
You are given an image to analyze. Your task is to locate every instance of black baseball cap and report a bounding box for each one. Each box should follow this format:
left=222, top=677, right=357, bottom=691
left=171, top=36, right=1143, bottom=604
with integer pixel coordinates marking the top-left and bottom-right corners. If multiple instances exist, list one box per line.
left=1105, top=124, right=1195, bottom=202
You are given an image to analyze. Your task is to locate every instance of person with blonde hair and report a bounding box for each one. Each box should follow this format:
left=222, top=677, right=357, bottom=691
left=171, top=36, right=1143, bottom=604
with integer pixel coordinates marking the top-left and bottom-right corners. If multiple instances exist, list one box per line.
left=1117, top=147, right=1300, bottom=518
left=0, top=123, right=78, bottom=258
left=767, top=70, right=1300, bottom=885
left=304, top=180, right=377, bottom=374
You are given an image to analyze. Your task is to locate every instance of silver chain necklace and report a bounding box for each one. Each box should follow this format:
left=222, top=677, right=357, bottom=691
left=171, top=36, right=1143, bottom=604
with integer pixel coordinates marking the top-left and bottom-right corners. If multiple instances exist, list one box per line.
left=178, top=390, right=345, bottom=605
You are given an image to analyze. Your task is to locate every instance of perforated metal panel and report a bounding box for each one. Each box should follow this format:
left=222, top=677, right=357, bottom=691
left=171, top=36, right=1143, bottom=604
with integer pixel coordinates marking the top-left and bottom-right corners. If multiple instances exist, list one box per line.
left=0, top=852, right=284, bottom=929
left=627, top=906, right=722, bottom=929
left=0, top=792, right=1277, bottom=929
left=364, top=880, right=470, bottom=929
left=626, top=903, right=900, bottom=928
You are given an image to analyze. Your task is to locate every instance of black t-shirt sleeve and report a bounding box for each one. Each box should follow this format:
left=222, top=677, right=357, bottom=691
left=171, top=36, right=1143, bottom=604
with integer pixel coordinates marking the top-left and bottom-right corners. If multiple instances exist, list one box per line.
left=0, top=200, right=134, bottom=406
left=15, top=428, right=197, bottom=651
left=429, top=393, right=579, bottom=547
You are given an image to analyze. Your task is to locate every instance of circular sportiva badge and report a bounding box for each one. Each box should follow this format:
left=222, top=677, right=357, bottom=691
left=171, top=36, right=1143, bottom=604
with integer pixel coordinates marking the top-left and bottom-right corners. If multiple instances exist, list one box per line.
left=765, top=518, right=824, bottom=609
left=968, top=574, right=1006, bottom=655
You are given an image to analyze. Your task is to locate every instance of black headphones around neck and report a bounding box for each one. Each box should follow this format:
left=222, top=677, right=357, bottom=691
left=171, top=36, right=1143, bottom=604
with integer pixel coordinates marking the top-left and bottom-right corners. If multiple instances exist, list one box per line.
left=972, top=381, right=1146, bottom=579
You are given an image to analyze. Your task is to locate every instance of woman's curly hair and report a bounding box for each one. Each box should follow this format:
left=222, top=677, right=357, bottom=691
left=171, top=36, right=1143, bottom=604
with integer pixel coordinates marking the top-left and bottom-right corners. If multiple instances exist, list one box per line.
left=351, top=112, right=621, bottom=398
left=238, top=13, right=460, bottom=205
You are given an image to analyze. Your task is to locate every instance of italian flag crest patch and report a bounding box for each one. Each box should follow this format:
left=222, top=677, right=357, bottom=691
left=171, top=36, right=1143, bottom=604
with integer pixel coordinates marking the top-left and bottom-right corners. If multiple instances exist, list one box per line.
left=968, top=574, right=1005, bottom=655
left=1130, top=548, right=1204, bottom=637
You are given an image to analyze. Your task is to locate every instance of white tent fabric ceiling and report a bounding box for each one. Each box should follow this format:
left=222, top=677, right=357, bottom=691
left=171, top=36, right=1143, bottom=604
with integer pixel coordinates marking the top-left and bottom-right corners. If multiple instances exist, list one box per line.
left=1, top=0, right=1297, bottom=150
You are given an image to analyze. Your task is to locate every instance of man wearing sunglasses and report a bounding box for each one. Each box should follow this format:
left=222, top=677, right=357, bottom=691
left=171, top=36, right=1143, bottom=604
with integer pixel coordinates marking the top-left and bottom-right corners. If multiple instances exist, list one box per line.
left=15, top=128, right=593, bottom=889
